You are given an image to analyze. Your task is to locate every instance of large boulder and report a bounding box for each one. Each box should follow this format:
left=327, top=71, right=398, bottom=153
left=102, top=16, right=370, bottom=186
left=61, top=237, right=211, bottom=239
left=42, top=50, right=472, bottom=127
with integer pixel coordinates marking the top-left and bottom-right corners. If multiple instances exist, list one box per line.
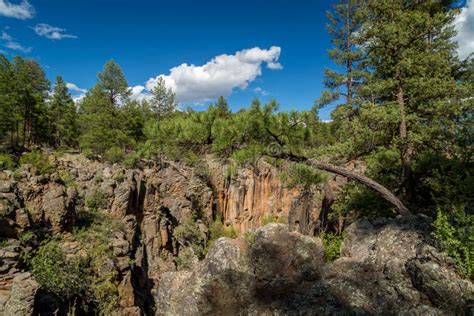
left=154, top=224, right=326, bottom=315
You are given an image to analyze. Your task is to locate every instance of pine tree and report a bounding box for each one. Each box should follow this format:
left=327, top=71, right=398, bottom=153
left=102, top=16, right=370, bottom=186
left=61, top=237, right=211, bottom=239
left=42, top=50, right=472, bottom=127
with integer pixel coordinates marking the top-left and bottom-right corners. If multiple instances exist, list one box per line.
left=13, top=56, right=50, bottom=147
left=50, top=76, right=78, bottom=147
left=362, top=0, right=461, bottom=201
left=149, top=77, right=177, bottom=119
left=315, top=0, right=368, bottom=119
left=97, top=60, right=131, bottom=106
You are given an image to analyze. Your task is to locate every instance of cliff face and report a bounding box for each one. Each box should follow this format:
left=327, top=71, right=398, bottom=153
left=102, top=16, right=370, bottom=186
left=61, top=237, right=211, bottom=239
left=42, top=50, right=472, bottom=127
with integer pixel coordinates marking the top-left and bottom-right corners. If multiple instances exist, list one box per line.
left=0, top=153, right=472, bottom=315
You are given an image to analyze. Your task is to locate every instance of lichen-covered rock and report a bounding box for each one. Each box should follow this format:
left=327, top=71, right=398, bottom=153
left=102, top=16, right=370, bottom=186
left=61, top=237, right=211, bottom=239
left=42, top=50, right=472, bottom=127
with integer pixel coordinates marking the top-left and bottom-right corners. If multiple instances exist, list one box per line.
left=1, top=272, right=38, bottom=316
left=154, top=224, right=325, bottom=315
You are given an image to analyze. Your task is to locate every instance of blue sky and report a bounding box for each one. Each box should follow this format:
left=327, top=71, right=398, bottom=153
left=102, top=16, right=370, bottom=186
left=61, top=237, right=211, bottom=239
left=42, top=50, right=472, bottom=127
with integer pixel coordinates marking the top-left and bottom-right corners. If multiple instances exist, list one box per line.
left=0, top=0, right=473, bottom=120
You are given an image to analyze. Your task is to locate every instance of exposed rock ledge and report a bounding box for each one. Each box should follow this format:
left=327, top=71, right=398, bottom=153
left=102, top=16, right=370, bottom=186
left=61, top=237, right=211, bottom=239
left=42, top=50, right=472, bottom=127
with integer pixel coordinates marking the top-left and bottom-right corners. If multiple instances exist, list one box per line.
left=155, top=219, right=473, bottom=315
left=0, top=154, right=472, bottom=315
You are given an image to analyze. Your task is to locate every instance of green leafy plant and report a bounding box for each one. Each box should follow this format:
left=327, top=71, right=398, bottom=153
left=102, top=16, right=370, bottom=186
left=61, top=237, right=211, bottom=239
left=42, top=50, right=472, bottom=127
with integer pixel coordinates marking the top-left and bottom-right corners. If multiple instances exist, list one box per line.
left=19, top=150, right=56, bottom=175
left=31, top=239, right=88, bottom=299
left=85, top=189, right=108, bottom=210
left=104, top=146, right=124, bottom=164
left=58, top=169, right=76, bottom=188
left=262, top=214, right=287, bottom=225
left=321, top=231, right=345, bottom=262
left=433, top=208, right=473, bottom=279
left=0, top=153, right=15, bottom=171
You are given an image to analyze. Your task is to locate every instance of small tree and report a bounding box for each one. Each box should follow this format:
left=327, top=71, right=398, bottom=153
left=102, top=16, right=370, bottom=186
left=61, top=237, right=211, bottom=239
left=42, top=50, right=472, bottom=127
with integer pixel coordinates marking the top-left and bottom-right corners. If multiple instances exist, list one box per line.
left=149, top=77, right=177, bottom=119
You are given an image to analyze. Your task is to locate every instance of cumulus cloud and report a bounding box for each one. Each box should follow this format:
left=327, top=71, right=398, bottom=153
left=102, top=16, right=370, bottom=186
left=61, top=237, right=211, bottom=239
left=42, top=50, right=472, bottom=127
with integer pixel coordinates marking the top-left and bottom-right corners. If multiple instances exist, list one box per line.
left=254, top=87, right=269, bottom=96
left=66, top=82, right=87, bottom=94
left=0, top=0, right=34, bottom=19
left=1, top=29, right=31, bottom=53
left=33, top=23, right=78, bottom=40
left=130, top=85, right=150, bottom=101
left=454, top=0, right=474, bottom=59
left=143, top=46, right=282, bottom=103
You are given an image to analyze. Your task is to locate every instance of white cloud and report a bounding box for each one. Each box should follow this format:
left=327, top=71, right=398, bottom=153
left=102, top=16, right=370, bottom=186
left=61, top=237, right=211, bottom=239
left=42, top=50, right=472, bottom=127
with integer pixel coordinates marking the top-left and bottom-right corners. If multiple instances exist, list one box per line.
left=33, top=23, right=78, bottom=40
left=66, top=82, right=87, bottom=94
left=254, top=87, right=269, bottom=96
left=130, top=85, right=150, bottom=101
left=1, top=29, right=31, bottom=53
left=454, top=0, right=474, bottom=60
left=0, top=0, right=34, bottom=19
left=144, top=46, right=282, bottom=103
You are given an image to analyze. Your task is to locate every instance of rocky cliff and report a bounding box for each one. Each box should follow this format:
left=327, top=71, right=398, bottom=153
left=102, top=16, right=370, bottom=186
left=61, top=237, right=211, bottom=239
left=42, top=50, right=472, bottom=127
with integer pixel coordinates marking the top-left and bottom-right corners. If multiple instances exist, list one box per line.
left=0, top=153, right=472, bottom=315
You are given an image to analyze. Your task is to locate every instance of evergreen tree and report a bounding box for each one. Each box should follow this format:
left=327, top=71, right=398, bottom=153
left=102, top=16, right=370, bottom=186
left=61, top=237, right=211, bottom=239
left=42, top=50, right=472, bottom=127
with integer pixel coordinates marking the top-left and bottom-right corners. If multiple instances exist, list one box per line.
left=50, top=76, right=78, bottom=147
left=149, top=77, right=177, bottom=119
left=362, top=0, right=461, bottom=201
left=13, top=56, right=50, bottom=147
left=315, top=0, right=368, bottom=119
left=97, top=60, right=131, bottom=105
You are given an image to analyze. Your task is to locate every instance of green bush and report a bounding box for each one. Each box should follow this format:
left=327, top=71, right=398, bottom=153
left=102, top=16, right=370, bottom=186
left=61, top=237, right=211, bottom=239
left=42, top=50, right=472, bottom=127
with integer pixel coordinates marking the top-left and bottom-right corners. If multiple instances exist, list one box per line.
left=262, top=214, right=287, bottom=225
left=175, top=247, right=196, bottom=270
left=0, top=153, right=15, bottom=171
left=209, top=216, right=237, bottom=241
left=85, top=189, right=108, bottom=210
left=433, top=208, right=473, bottom=279
left=322, top=231, right=345, bottom=262
left=104, top=146, right=124, bottom=164
left=31, top=239, right=88, bottom=299
left=19, top=150, right=56, bottom=175
left=175, top=215, right=207, bottom=260
left=58, top=169, right=76, bottom=188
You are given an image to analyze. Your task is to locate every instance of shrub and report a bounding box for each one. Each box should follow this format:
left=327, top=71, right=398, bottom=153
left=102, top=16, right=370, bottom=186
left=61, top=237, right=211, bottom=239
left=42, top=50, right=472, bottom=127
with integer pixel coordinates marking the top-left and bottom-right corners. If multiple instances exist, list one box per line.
left=85, top=189, right=108, bottom=210
left=175, top=247, right=196, bottom=270
left=58, top=169, right=76, bottom=188
left=123, top=152, right=140, bottom=168
left=175, top=215, right=207, bottom=260
left=322, top=231, right=345, bottom=262
left=19, top=150, right=55, bottom=175
left=112, top=172, right=125, bottom=183
left=433, top=208, right=473, bottom=279
left=31, top=239, right=88, bottom=299
left=262, top=214, right=287, bottom=225
left=0, top=153, right=15, bottom=171
left=209, top=216, right=237, bottom=241
left=104, top=146, right=124, bottom=164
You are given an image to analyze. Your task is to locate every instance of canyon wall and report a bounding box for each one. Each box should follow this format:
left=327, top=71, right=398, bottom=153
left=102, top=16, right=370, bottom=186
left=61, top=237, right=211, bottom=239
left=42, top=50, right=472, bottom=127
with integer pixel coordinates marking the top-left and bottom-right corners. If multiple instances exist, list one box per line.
left=0, top=153, right=471, bottom=315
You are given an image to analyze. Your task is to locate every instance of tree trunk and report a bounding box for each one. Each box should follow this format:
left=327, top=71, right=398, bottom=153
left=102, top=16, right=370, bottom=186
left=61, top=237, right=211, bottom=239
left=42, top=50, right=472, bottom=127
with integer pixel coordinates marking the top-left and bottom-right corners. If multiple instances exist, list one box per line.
left=397, top=85, right=415, bottom=200
left=346, top=0, right=353, bottom=110
left=271, top=152, right=411, bottom=216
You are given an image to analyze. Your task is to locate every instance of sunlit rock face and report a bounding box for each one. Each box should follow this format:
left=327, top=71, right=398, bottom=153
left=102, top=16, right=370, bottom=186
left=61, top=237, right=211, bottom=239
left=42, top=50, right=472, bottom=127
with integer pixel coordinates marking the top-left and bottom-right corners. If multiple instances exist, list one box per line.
left=0, top=154, right=472, bottom=315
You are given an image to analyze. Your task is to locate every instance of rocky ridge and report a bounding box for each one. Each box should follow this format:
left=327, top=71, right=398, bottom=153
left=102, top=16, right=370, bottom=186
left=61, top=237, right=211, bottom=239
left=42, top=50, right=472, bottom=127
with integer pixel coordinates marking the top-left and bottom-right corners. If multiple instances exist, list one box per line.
left=0, top=153, right=472, bottom=315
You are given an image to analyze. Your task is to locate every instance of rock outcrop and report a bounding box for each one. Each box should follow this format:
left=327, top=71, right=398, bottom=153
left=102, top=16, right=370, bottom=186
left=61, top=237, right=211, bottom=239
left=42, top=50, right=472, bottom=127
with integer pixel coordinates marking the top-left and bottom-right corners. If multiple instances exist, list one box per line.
left=0, top=153, right=472, bottom=315
left=155, top=218, right=474, bottom=315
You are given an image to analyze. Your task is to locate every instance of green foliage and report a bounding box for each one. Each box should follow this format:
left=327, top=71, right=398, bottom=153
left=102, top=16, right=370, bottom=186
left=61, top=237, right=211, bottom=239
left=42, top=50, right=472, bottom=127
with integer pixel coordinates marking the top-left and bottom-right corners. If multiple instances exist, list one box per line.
left=104, top=146, right=125, bottom=164
left=322, top=231, right=345, bottom=262
left=85, top=189, right=108, bottom=210
left=0, top=238, right=8, bottom=248
left=58, top=169, right=76, bottom=188
left=279, top=163, right=326, bottom=189
left=19, top=231, right=34, bottom=243
left=31, top=239, right=88, bottom=299
left=50, top=76, right=78, bottom=147
left=175, top=247, right=196, bottom=270
left=174, top=215, right=207, bottom=260
left=208, top=215, right=237, bottom=241
left=0, top=153, right=15, bottom=171
left=19, top=150, right=55, bottom=175
left=262, top=214, right=287, bottom=225
left=433, top=208, right=473, bottom=279
left=112, top=172, right=125, bottom=183
left=149, top=77, right=177, bottom=119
